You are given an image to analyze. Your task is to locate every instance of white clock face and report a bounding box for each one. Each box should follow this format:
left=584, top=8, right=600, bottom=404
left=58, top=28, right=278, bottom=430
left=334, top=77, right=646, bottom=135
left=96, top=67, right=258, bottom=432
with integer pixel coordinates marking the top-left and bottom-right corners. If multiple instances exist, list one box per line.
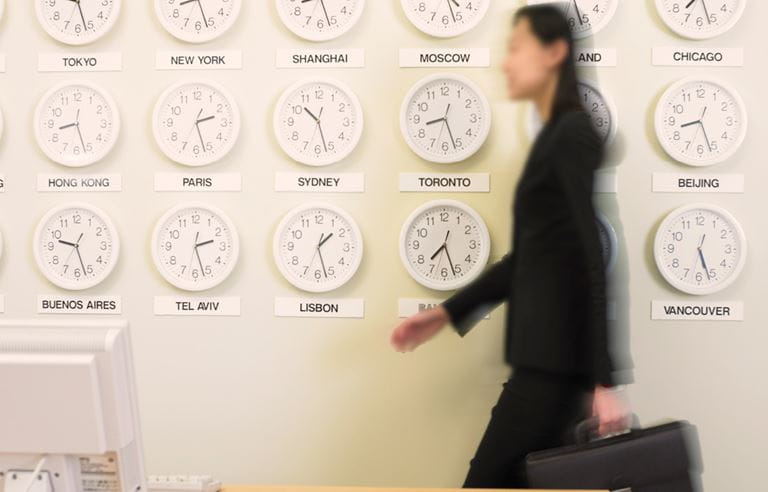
left=529, top=80, right=617, bottom=146
left=153, top=80, right=241, bottom=167
left=527, top=0, right=619, bottom=38
left=34, top=81, right=121, bottom=168
left=401, top=74, right=491, bottom=164
left=274, top=78, right=364, bottom=167
left=596, top=212, right=618, bottom=273
left=401, top=0, right=490, bottom=37
left=655, top=0, right=746, bottom=39
left=155, top=0, right=242, bottom=43
left=276, top=0, right=365, bottom=41
left=273, top=202, right=363, bottom=293
left=400, top=200, right=490, bottom=291
left=35, top=0, right=121, bottom=45
left=33, top=203, right=120, bottom=290
left=655, top=77, right=747, bottom=167
left=151, top=203, right=240, bottom=291
left=654, top=203, right=746, bottom=295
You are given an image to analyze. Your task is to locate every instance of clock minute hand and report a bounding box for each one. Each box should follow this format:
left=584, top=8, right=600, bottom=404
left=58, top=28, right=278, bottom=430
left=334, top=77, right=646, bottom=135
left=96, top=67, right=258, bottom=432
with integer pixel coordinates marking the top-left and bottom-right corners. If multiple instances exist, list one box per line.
left=75, top=0, right=88, bottom=31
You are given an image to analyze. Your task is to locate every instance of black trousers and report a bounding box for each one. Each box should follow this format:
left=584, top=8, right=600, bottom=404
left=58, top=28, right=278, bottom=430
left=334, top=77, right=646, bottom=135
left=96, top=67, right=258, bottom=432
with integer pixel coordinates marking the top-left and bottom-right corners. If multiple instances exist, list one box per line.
left=462, top=366, right=594, bottom=488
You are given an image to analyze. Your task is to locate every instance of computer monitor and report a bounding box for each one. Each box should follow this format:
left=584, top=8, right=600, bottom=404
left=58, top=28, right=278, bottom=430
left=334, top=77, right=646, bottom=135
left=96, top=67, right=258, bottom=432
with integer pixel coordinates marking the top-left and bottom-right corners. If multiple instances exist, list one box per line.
left=0, top=319, right=146, bottom=492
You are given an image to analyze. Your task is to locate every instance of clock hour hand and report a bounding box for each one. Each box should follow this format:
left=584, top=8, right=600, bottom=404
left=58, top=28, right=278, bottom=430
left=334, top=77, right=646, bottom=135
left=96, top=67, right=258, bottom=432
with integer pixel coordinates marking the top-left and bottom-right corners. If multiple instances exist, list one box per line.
left=196, top=239, right=214, bottom=248
left=318, top=232, right=334, bottom=248
left=196, top=115, right=215, bottom=125
left=685, top=0, right=696, bottom=8
left=304, top=107, right=320, bottom=122
left=58, top=239, right=77, bottom=247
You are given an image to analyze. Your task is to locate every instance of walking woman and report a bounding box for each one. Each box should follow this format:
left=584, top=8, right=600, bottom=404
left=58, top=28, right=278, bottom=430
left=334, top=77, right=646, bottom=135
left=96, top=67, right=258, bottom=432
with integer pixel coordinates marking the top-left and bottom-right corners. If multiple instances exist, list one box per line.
left=390, top=5, right=632, bottom=488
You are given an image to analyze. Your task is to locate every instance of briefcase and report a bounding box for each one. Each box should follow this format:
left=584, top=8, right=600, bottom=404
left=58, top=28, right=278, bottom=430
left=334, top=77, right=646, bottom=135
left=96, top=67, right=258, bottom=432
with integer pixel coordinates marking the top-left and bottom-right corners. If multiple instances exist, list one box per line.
left=525, top=417, right=703, bottom=491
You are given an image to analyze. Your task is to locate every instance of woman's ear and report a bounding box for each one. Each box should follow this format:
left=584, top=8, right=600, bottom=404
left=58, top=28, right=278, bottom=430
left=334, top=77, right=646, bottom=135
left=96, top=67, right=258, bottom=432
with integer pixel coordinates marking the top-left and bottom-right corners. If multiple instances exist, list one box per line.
left=545, top=38, right=570, bottom=69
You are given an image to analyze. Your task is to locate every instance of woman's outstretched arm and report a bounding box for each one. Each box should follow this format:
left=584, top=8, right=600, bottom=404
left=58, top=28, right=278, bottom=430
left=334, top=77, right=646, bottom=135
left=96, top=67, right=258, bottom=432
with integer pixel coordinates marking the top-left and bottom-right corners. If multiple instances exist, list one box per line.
left=440, top=251, right=516, bottom=337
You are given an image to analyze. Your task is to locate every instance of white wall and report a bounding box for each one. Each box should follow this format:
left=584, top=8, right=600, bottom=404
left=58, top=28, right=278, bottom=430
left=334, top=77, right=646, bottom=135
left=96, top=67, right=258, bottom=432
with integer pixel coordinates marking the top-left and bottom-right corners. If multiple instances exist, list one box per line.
left=0, top=0, right=763, bottom=490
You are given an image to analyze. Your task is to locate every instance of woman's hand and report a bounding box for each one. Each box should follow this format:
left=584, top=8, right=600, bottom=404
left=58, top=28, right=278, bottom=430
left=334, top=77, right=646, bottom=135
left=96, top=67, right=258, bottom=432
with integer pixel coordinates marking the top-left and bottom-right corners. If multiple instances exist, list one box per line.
left=592, top=385, right=632, bottom=436
left=390, top=306, right=451, bottom=352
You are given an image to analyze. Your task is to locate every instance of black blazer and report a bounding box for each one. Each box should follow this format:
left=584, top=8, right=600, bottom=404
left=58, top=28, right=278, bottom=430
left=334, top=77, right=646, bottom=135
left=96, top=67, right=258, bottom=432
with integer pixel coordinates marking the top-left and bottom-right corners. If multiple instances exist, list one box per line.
left=441, top=109, right=617, bottom=387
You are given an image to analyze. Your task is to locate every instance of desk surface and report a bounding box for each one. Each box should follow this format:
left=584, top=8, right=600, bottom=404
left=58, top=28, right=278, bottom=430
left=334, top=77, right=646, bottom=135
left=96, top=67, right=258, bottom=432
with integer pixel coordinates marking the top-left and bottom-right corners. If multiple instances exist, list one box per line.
left=223, top=485, right=608, bottom=492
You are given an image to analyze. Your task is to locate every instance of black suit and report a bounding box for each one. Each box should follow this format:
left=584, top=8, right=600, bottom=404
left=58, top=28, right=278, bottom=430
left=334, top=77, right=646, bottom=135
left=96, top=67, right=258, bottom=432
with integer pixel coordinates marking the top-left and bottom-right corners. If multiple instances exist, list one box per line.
left=441, top=109, right=628, bottom=487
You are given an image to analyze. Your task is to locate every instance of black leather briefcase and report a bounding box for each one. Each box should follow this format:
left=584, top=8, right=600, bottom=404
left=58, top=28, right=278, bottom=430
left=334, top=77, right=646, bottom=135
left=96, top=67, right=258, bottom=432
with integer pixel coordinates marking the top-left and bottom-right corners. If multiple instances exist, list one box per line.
left=525, top=418, right=703, bottom=491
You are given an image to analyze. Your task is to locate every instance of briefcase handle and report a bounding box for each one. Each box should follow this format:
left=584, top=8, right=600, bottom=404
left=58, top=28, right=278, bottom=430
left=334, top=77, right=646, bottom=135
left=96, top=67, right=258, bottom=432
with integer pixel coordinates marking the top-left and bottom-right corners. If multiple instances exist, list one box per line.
left=574, top=413, right=641, bottom=444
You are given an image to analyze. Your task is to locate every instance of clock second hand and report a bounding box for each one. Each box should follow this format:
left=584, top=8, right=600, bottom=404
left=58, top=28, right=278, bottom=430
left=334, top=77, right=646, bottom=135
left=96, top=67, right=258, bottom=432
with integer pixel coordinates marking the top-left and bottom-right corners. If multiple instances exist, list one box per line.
left=66, top=0, right=88, bottom=32
left=179, top=0, right=209, bottom=28
left=186, top=231, right=200, bottom=277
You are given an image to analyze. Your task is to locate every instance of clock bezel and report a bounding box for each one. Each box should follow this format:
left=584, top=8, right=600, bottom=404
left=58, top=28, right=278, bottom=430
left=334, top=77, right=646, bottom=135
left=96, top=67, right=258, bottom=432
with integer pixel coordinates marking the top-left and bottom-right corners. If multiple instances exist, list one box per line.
left=655, top=0, right=747, bottom=40
left=401, top=0, right=490, bottom=38
left=151, top=202, right=241, bottom=292
left=152, top=79, right=242, bottom=167
left=273, top=201, right=364, bottom=293
left=275, top=0, right=366, bottom=42
left=654, top=76, right=748, bottom=167
left=154, top=0, right=242, bottom=43
left=400, top=73, right=492, bottom=164
left=35, top=0, right=122, bottom=45
left=273, top=77, right=365, bottom=167
left=596, top=210, right=618, bottom=274
left=33, top=80, right=122, bottom=168
left=653, top=202, right=747, bottom=296
left=399, top=199, right=491, bottom=291
left=32, top=202, right=121, bottom=291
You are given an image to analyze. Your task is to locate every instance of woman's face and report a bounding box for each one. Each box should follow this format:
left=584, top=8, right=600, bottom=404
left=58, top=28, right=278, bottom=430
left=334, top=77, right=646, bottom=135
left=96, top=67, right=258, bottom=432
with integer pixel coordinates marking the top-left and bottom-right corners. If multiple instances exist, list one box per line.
left=502, top=17, right=563, bottom=101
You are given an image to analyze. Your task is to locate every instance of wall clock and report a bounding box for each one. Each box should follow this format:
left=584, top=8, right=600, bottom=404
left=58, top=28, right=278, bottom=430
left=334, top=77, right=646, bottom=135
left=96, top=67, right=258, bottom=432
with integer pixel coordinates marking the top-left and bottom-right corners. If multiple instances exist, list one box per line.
left=275, top=0, right=365, bottom=41
left=35, top=0, right=121, bottom=45
left=528, top=79, right=617, bottom=146
left=401, top=0, right=490, bottom=38
left=400, top=199, right=490, bottom=291
left=273, top=78, right=364, bottom=167
left=654, top=202, right=747, bottom=295
left=155, top=0, right=242, bottom=43
left=34, top=81, right=121, bottom=168
left=153, top=80, right=241, bottom=167
left=596, top=211, right=618, bottom=273
left=33, top=202, right=120, bottom=290
left=400, top=74, right=491, bottom=164
left=654, top=77, right=747, bottom=167
left=655, top=0, right=747, bottom=39
left=527, top=0, right=619, bottom=38
left=151, top=203, right=239, bottom=292
left=273, top=202, right=363, bottom=293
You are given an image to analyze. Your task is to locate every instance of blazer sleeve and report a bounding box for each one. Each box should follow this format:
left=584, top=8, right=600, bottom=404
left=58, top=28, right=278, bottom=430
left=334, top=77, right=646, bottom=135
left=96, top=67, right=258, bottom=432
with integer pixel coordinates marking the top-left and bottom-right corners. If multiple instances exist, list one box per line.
left=440, top=251, right=516, bottom=337
left=550, top=112, right=616, bottom=387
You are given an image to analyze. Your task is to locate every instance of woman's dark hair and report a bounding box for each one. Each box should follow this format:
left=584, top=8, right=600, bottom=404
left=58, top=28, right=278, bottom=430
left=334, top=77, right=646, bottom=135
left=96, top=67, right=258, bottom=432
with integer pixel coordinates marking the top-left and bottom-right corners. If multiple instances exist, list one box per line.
left=513, top=4, right=583, bottom=123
